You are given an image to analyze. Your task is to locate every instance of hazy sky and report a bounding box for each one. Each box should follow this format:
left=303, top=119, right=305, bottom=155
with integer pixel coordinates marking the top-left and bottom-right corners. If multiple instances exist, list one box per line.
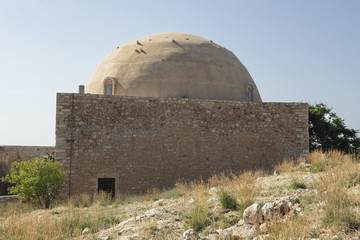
left=0, top=0, right=359, bottom=146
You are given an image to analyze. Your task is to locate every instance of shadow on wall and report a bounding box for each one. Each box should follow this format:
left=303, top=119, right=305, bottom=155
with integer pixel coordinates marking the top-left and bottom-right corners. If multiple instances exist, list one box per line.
left=0, top=162, right=13, bottom=196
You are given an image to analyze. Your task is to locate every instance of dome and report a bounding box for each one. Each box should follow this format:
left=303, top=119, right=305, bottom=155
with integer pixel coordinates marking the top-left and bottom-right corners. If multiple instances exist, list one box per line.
left=86, top=32, right=262, bottom=102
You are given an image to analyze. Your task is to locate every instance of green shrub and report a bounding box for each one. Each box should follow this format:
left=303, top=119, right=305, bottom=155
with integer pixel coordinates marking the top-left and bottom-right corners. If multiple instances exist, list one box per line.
left=219, top=212, right=242, bottom=229
left=310, top=165, right=323, bottom=173
left=290, top=181, right=307, bottom=190
left=218, top=191, right=238, bottom=210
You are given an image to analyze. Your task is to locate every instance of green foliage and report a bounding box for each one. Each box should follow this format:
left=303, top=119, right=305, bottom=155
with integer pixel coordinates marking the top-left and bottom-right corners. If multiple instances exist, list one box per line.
left=218, top=212, right=242, bottom=229
left=309, top=164, right=324, bottom=173
left=2, top=155, right=66, bottom=209
left=150, top=225, right=158, bottom=234
left=218, top=191, right=238, bottom=210
left=98, top=215, right=121, bottom=227
left=309, top=103, right=360, bottom=154
left=290, top=181, right=307, bottom=190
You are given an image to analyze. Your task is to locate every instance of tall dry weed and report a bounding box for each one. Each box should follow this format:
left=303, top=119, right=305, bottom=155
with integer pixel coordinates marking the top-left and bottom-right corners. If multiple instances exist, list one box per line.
left=70, top=193, right=92, bottom=208
left=93, top=191, right=113, bottom=206
left=236, top=171, right=261, bottom=212
left=315, top=151, right=360, bottom=230
left=274, top=159, right=297, bottom=173
left=185, top=179, right=211, bottom=231
left=267, top=215, right=312, bottom=239
left=142, top=188, right=162, bottom=202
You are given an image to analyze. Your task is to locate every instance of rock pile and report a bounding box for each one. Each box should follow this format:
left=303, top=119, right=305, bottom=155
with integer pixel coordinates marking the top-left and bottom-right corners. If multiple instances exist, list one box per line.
left=183, top=197, right=302, bottom=240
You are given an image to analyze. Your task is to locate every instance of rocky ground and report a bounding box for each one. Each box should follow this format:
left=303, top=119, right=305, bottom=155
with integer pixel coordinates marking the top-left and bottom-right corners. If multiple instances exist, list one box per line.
left=81, top=172, right=359, bottom=240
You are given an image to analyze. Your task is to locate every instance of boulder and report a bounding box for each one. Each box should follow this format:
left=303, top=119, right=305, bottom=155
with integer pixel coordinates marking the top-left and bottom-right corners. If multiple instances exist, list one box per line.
left=183, top=229, right=198, bottom=240
left=262, top=197, right=300, bottom=220
left=243, top=203, right=263, bottom=225
left=82, top=227, right=90, bottom=234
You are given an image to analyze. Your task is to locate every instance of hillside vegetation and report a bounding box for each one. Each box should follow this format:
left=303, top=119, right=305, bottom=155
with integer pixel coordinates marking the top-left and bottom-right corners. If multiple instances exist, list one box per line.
left=0, top=150, right=359, bottom=239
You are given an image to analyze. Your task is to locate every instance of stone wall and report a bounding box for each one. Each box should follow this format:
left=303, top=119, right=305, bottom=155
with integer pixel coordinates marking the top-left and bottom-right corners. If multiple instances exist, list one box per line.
left=0, top=146, right=55, bottom=166
left=0, top=145, right=54, bottom=195
left=56, top=93, right=308, bottom=197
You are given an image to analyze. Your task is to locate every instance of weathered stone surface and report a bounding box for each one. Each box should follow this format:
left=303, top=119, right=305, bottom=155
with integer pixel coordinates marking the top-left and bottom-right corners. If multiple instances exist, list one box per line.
left=262, top=197, right=301, bottom=220
left=243, top=203, right=263, bottom=225
left=183, top=229, right=197, bottom=240
left=273, top=169, right=281, bottom=175
left=56, top=93, right=309, bottom=196
left=245, top=228, right=257, bottom=239
left=86, top=32, right=262, bottom=103
left=82, top=227, right=90, bottom=234
left=0, top=146, right=54, bottom=166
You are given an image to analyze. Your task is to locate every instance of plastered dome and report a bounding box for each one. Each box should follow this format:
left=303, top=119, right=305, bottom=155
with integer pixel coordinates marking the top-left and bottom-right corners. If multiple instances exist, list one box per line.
left=86, top=32, right=262, bottom=102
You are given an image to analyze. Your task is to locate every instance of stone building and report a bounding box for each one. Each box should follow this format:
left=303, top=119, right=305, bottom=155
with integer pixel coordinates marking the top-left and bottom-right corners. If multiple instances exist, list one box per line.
left=55, top=32, right=309, bottom=197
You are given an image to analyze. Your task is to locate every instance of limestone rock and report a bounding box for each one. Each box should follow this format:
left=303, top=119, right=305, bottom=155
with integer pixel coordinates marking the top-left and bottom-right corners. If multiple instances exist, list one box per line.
left=82, top=227, right=90, bottom=234
left=262, top=197, right=300, bottom=220
left=243, top=203, right=263, bottom=225
left=253, top=234, right=270, bottom=240
left=261, top=202, right=278, bottom=220
left=183, top=229, right=197, bottom=240
left=209, top=187, right=218, bottom=194
left=205, top=233, right=219, bottom=240
left=117, top=226, right=137, bottom=236
left=259, top=223, right=268, bottom=234
left=245, top=228, right=257, bottom=239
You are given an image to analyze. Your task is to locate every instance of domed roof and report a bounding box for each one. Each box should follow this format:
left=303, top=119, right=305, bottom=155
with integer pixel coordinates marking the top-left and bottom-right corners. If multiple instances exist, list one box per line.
left=86, top=32, right=262, bottom=102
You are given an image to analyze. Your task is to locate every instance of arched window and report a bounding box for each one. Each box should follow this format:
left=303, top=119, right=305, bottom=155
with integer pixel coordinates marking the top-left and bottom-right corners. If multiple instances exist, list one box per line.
left=248, top=85, right=253, bottom=102
left=103, top=77, right=116, bottom=96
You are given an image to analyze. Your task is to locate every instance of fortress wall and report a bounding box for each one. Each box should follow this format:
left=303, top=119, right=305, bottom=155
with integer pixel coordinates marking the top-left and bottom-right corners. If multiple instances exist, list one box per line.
left=0, top=146, right=55, bottom=166
left=56, top=93, right=308, bottom=197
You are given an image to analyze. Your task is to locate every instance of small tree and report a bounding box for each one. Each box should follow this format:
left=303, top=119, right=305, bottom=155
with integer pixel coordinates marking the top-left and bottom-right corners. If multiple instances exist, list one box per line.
left=2, top=155, right=66, bottom=208
left=309, top=103, right=360, bottom=154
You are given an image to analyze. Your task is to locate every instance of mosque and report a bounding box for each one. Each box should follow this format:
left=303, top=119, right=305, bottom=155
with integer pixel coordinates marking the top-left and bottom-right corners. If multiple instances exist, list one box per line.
left=53, top=32, right=308, bottom=197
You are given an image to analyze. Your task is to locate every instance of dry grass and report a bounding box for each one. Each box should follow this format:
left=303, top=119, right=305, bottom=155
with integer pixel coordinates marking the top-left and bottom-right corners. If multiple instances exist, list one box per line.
left=267, top=214, right=312, bottom=239
left=1, top=151, right=359, bottom=239
left=184, top=180, right=211, bottom=231
left=209, top=171, right=262, bottom=213
left=274, top=159, right=297, bottom=173
left=314, top=151, right=360, bottom=230
left=0, top=192, right=121, bottom=240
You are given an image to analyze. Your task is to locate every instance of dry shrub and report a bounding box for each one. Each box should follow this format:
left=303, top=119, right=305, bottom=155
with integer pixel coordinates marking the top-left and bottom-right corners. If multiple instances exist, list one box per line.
left=185, top=180, right=211, bottom=231
left=274, top=159, right=297, bottom=173
left=174, top=181, right=191, bottom=197
left=142, top=188, right=162, bottom=202
left=315, top=151, right=360, bottom=230
left=275, top=158, right=308, bottom=190
left=0, top=201, right=34, bottom=219
left=70, top=193, right=92, bottom=208
left=93, top=191, right=113, bottom=206
left=308, top=150, right=353, bottom=173
left=267, top=215, right=311, bottom=239
left=236, top=171, right=261, bottom=212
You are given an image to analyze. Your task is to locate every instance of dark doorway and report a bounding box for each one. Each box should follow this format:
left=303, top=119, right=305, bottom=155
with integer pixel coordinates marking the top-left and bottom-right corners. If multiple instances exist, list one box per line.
left=98, top=178, right=115, bottom=198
